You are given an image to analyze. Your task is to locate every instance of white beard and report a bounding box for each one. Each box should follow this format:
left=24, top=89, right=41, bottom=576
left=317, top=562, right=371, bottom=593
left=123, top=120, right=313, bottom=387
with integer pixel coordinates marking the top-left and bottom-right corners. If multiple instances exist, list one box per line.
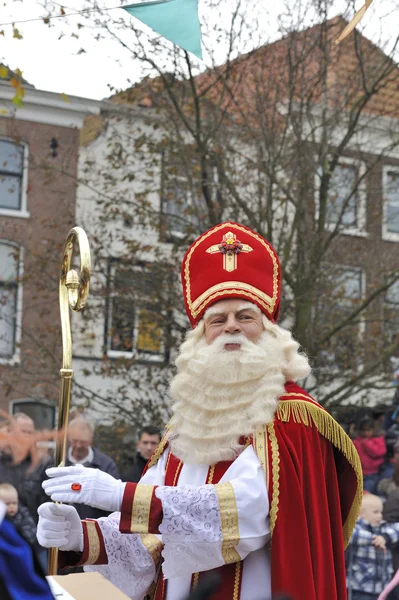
left=168, top=318, right=311, bottom=465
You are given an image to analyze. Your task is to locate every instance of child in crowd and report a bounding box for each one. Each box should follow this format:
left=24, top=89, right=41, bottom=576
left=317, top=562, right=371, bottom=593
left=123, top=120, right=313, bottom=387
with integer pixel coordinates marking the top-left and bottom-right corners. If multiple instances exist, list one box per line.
left=347, top=494, right=399, bottom=600
left=0, top=483, right=37, bottom=547
left=353, top=420, right=386, bottom=493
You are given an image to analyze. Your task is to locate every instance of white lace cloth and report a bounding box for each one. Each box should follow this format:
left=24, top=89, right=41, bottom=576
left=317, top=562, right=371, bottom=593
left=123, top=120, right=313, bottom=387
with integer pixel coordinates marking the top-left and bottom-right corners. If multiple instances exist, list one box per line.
left=156, top=484, right=223, bottom=578
left=84, top=512, right=156, bottom=600
left=85, top=446, right=271, bottom=600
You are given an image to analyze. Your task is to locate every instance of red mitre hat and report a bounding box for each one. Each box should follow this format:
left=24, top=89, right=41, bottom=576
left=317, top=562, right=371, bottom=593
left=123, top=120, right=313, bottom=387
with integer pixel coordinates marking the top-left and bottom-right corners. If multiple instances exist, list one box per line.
left=181, top=222, right=281, bottom=328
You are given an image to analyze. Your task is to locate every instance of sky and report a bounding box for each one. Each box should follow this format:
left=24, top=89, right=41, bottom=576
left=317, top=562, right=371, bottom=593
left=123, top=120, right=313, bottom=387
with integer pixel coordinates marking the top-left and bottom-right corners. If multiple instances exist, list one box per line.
left=0, top=0, right=398, bottom=101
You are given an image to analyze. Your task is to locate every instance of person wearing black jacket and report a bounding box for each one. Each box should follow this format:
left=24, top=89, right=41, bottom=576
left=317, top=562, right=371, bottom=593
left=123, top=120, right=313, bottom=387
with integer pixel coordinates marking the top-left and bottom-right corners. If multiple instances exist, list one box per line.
left=122, top=425, right=161, bottom=483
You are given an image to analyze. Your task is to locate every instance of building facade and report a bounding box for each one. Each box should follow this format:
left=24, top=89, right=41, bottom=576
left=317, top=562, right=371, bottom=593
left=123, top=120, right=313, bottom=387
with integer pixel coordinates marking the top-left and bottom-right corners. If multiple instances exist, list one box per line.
left=0, top=76, right=101, bottom=427
left=70, top=19, right=399, bottom=427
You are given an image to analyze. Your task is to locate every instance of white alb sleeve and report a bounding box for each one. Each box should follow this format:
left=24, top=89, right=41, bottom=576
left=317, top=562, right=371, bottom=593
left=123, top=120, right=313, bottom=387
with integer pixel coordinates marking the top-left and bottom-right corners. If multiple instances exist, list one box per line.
left=156, top=445, right=270, bottom=579
left=84, top=452, right=169, bottom=600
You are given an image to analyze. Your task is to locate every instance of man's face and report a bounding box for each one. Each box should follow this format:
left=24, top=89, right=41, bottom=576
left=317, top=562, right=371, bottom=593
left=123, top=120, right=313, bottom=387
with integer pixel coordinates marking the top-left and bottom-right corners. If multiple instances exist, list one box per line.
left=1, top=490, right=18, bottom=517
left=137, top=433, right=160, bottom=461
left=68, top=426, right=92, bottom=461
left=204, top=299, right=264, bottom=349
left=11, top=417, right=35, bottom=436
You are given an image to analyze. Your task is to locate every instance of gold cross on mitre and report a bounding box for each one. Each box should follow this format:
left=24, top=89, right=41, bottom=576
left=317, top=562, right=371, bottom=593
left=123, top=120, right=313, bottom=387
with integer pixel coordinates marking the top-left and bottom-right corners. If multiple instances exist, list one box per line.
left=206, top=231, right=253, bottom=272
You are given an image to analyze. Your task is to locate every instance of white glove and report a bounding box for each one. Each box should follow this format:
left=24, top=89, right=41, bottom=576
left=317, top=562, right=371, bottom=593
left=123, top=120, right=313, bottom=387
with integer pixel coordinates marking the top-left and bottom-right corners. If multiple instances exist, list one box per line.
left=37, top=502, right=83, bottom=552
left=43, top=465, right=126, bottom=512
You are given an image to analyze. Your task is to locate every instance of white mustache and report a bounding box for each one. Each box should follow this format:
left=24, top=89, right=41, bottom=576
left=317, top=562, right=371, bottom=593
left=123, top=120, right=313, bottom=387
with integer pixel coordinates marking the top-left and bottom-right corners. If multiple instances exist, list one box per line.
left=209, top=333, right=254, bottom=350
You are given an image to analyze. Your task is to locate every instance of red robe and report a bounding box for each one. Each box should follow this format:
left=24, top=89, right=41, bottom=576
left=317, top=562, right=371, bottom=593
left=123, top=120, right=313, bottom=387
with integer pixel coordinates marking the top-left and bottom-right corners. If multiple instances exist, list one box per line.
left=140, top=381, right=362, bottom=600
left=266, top=382, right=361, bottom=599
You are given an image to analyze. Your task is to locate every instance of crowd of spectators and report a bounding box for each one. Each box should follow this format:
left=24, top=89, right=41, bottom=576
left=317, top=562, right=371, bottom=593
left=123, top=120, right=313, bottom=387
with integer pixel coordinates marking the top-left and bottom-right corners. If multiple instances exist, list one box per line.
left=0, top=412, right=161, bottom=580
left=346, top=381, right=399, bottom=599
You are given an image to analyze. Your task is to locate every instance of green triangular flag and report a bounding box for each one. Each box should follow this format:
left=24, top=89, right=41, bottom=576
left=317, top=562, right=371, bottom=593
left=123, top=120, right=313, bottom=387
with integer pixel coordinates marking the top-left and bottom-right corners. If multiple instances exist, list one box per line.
left=123, top=0, right=202, bottom=60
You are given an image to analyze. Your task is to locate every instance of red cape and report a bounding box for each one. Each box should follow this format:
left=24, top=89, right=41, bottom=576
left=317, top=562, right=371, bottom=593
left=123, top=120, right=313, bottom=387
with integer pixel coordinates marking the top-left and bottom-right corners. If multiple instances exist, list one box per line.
left=262, top=381, right=362, bottom=600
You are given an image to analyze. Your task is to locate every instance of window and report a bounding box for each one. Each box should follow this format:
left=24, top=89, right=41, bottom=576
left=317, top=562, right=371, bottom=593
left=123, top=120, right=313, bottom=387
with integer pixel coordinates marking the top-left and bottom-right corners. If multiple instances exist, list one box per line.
left=383, top=168, right=399, bottom=239
left=11, top=400, right=55, bottom=430
left=0, top=139, right=29, bottom=217
left=334, top=267, right=363, bottom=310
left=164, top=177, right=191, bottom=236
left=384, top=278, right=399, bottom=348
left=160, top=148, right=210, bottom=240
left=318, top=266, right=364, bottom=371
left=316, top=158, right=366, bottom=234
left=327, top=164, right=358, bottom=227
left=0, top=242, right=22, bottom=361
left=107, top=263, right=164, bottom=360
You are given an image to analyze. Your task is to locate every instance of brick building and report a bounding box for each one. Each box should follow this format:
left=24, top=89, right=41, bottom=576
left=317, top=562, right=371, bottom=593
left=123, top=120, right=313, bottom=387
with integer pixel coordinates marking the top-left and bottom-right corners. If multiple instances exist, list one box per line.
left=70, top=17, right=399, bottom=425
left=0, top=73, right=100, bottom=426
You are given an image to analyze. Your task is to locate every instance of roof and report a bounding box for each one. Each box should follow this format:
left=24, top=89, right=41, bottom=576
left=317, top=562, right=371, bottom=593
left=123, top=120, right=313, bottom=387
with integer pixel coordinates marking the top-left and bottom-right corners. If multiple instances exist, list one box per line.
left=0, top=64, right=33, bottom=87
left=109, top=16, right=399, bottom=122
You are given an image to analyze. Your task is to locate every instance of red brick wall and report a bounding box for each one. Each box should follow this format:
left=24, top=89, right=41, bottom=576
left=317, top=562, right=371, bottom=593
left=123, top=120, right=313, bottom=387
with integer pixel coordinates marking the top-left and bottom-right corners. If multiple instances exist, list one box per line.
left=0, top=117, right=79, bottom=415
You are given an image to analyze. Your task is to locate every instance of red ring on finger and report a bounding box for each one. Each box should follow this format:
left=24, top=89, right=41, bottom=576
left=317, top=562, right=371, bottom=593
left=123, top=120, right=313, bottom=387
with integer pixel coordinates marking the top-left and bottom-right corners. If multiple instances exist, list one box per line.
left=71, top=483, right=82, bottom=491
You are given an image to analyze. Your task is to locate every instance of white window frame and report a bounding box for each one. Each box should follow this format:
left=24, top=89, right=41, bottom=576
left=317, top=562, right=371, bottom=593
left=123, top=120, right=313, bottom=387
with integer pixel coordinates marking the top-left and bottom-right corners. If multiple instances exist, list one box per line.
left=106, top=262, right=164, bottom=363
left=0, top=241, right=24, bottom=365
left=0, top=138, right=30, bottom=218
left=163, top=175, right=193, bottom=240
left=317, top=265, right=366, bottom=374
left=314, top=156, right=367, bottom=237
left=383, top=278, right=399, bottom=346
left=161, top=153, right=214, bottom=241
left=334, top=265, right=366, bottom=336
left=382, top=166, right=399, bottom=242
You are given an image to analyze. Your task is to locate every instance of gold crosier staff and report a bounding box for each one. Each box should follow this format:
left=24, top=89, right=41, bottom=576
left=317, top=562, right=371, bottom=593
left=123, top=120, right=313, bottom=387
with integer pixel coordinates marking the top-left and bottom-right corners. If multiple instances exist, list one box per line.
left=48, top=227, right=91, bottom=575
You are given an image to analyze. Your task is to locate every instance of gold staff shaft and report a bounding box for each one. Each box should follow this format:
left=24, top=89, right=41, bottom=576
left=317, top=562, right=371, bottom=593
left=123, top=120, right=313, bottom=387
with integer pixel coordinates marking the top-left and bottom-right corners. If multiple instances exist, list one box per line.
left=48, top=227, right=91, bottom=575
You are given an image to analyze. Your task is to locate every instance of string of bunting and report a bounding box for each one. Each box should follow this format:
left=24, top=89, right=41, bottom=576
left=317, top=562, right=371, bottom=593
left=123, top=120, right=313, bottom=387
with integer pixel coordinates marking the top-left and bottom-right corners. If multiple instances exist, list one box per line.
left=1, top=0, right=377, bottom=56
left=0, top=0, right=202, bottom=60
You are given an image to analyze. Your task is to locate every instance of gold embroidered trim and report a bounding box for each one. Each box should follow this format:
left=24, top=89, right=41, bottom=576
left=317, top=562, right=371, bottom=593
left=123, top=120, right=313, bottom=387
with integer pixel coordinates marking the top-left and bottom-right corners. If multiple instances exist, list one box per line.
left=214, top=481, right=241, bottom=564
left=194, top=288, right=273, bottom=320
left=146, top=426, right=170, bottom=470
left=275, top=399, right=363, bottom=547
left=140, top=534, right=163, bottom=566
left=280, top=392, right=321, bottom=405
left=184, top=222, right=279, bottom=320
left=192, top=572, right=200, bottom=590
left=208, top=464, right=216, bottom=484
left=254, top=427, right=269, bottom=489
left=172, top=461, right=182, bottom=486
left=131, top=484, right=154, bottom=534
left=192, top=281, right=273, bottom=312
left=233, top=561, right=242, bottom=600
left=267, top=423, right=280, bottom=536
left=84, top=521, right=101, bottom=565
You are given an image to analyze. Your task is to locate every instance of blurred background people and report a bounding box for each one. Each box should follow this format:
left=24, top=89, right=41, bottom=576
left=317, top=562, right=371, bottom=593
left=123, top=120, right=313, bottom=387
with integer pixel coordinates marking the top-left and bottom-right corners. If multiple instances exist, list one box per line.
left=0, top=482, right=48, bottom=572
left=0, top=483, right=36, bottom=547
left=0, top=413, right=49, bottom=524
left=382, top=485, right=399, bottom=600
left=346, top=494, right=399, bottom=600
left=0, top=499, right=53, bottom=600
left=65, top=417, right=119, bottom=519
left=378, top=442, right=399, bottom=499
left=122, top=425, right=161, bottom=483
left=354, top=419, right=386, bottom=493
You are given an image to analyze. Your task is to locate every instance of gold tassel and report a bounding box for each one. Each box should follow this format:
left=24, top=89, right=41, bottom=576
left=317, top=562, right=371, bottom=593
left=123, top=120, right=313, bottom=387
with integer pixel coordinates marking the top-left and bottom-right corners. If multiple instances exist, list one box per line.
left=276, top=400, right=363, bottom=547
